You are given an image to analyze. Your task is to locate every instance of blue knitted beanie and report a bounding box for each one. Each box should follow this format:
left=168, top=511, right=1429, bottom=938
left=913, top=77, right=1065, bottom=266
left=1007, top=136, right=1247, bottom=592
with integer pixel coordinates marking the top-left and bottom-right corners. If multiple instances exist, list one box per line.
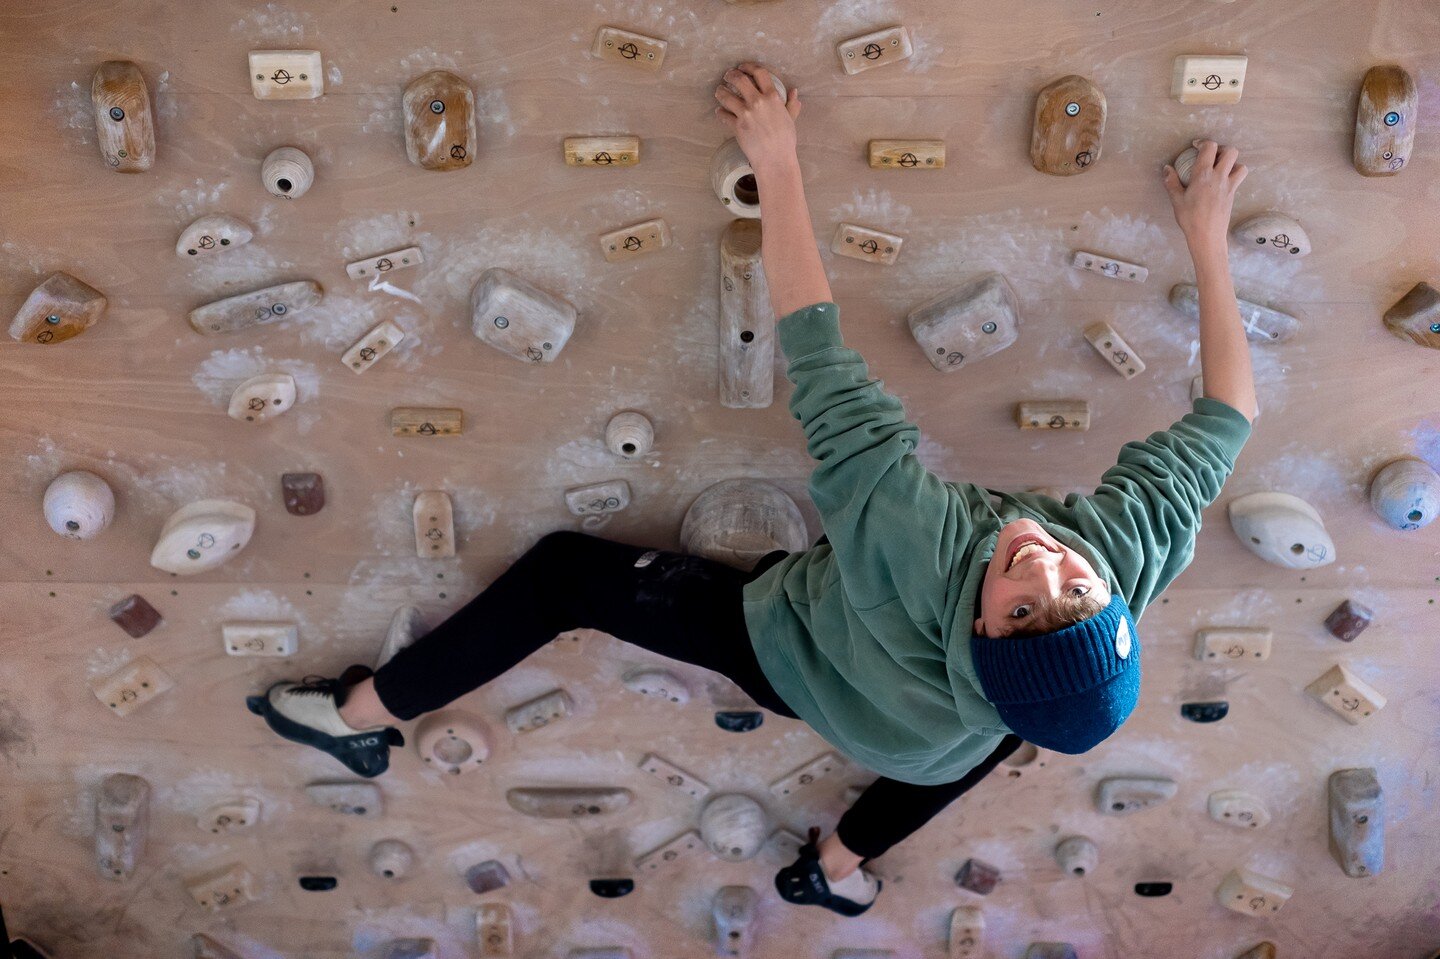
left=970, top=594, right=1140, bottom=754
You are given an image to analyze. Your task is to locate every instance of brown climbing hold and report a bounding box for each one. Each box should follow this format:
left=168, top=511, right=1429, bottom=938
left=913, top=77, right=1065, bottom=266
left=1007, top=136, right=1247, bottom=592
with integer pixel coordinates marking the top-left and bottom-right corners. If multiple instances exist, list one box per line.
left=109, top=594, right=163, bottom=638
left=92, top=61, right=155, bottom=172
left=8, top=272, right=108, bottom=345
left=403, top=70, right=476, bottom=171
left=470, top=267, right=577, bottom=364
left=1383, top=282, right=1440, bottom=349
left=465, top=859, right=512, bottom=894
left=1324, top=599, right=1373, bottom=642
left=908, top=273, right=1020, bottom=373
left=281, top=472, right=325, bottom=516
left=718, top=220, right=775, bottom=407
left=954, top=857, right=1001, bottom=895
left=1030, top=75, right=1105, bottom=176
left=477, top=903, right=513, bottom=956
left=1354, top=65, right=1417, bottom=177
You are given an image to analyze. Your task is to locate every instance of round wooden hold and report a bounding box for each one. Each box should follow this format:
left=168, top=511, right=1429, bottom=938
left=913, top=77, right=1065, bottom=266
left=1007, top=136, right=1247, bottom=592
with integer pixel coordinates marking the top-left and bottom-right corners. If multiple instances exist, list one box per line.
left=368, top=839, right=415, bottom=880
left=1054, top=835, right=1098, bottom=877
left=1368, top=457, right=1440, bottom=531
left=605, top=410, right=654, bottom=458
left=261, top=146, right=314, bottom=199
left=679, top=479, right=808, bottom=571
left=1173, top=146, right=1199, bottom=186
left=699, top=793, right=767, bottom=862
left=43, top=469, right=115, bottom=540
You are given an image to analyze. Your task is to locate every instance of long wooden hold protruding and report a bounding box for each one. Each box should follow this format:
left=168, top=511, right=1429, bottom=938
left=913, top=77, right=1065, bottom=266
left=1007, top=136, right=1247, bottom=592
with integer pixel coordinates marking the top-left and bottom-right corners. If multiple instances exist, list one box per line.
left=189, top=281, right=323, bottom=335
left=8, top=272, right=108, bottom=344
left=718, top=220, right=775, bottom=409
left=403, top=70, right=476, bottom=171
left=1354, top=65, right=1417, bottom=177
left=92, top=61, right=155, bottom=171
left=1169, top=284, right=1299, bottom=343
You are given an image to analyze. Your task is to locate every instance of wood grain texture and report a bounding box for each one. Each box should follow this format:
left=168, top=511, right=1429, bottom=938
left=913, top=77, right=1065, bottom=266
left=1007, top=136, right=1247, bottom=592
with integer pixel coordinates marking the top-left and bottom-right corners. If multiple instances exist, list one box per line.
left=1030, top=74, right=1105, bottom=175
left=0, top=1, right=1438, bottom=957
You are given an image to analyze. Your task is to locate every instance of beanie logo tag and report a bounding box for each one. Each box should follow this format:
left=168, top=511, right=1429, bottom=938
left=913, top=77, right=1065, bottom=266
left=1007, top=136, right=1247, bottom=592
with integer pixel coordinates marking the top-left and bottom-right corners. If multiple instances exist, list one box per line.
left=1115, top=618, right=1132, bottom=659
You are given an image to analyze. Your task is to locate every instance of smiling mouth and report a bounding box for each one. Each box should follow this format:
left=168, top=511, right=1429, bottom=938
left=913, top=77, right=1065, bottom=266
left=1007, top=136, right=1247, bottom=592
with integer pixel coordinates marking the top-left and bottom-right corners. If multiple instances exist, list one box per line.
left=1006, top=534, right=1060, bottom=571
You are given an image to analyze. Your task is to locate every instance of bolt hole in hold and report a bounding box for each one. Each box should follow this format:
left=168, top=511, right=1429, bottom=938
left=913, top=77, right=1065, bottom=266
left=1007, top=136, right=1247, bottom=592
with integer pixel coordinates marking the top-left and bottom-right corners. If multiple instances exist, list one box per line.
left=734, top=173, right=759, bottom=206
left=1290, top=543, right=1305, bottom=554
left=276, top=178, right=292, bottom=193
left=740, top=330, right=754, bottom=343
left=622, top=443, right=636, bottom=454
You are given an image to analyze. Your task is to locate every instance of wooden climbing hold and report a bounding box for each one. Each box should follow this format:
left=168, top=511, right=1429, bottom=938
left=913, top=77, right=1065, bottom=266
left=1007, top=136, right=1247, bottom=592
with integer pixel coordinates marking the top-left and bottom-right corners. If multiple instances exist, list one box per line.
left=390, top=408, right=462, bottom=437
left=43, top=470, right=115, bottom=540
left=190, top=280, right=323, bottom=336
left=403, top=70, right=476, bottom=171
left=383, top=940, right=435, bottom=959
left=228, top=373, right=297, bottom=423
left=199, top=798, right=261, bottom=834
left=623, top=667, right=690, bottom=703
left=564, top=480, right=631, bottom=518
left=680, top=479, right=808, bottom=570
left=1324, top=599, right=1373, bottom=642
left=1353, top=65, right=1417, bottom=177
left=867, top=139, right=945, bottom=170
left=477, top=903, right=513, bottom=956
left=1054, top=836, right=1097, bottom=877
left=948, top=906, right=984, bottom=959
left=711, top=138, right=762, bottom=218
left=176, top=214, right=253, bottom=257
left=1233, top=212, right=1311, bottom=257
left=1227, top=491, right=1335, bottom=569
left=599, top=218, right=671, bottom=263
left=1328, top=767, right=1384, bottom=878
left=342, top=320, right=406, bottom=374
left=347, top=246, right=423, bottom=280
left=109, top=594, right=162, bottom=638
left=1030, top=75, right=1105, bottom=176
left=1369, top=457, right=1440, bottom=530
left=639, top=753, right=711, bottom=799
left=1207, top=789, right=1271, bottom=830
left=700, top=794, right=767, bottom=862
left=185, top=863, right=258, bottom=912
left=90, top=656, right=174, bottom=717
left=150, top=499, right=256, bottom=574
left=1382, top=281, right=1440, bottom=349
left=95, top=773, right=149, bottom=881
left=91, top=61, right=154, bottom=172
left=713, top=885, right=757, bottom=957
left=1016, top=400, right=1090, bottom=431
left=1215, top=867, right=1292, bottom=918
left=831, top=222, right=904, bottom=266
left=8, top=272, right=107, bottom=345
left=564, top=135, right=640, bottom=167
left=192, top=935, right=245, bottom=959
left=592, top=26, right=667, bottom=70
left=1171, top=55, right=1248, bottom=104
left=1193, top=626, right=1271, bottom=661
left=470, top=267, right=577, bottom=364
left=908, top=273, right=1020, bottom=373
left=1083, top=321, right=1145, bottom=379
left=635, top=831, right=703, bottom=874
left=248, top=50, right=323, bottom=100
left=718, top=219, right=775, bottom=407
left=464, top=859, right=511, bottom=894
left=1071, top=250, right=1147, bottom=283
left=1169, top=283, right=1299, bottom=343
left=954, top=857, right=1001, bottom=895
left=504, top=688, right=574, bottom=733
left=1235, top=945, right=1276, bottom=959
left=281, top=472, right=324, bottom=516
left=605, top=411, right=654, bottom=458
left=368, top=839, right=415, bottom=880
left=768, top=752, right=841, bottom=798
left=1306, top=663, right=1386, bottom=725
left=306, top=780, right=382, bottom=816
left=1024, top=945, right=1077, bottom=959
left=1096, top=776, right=1177, bottom=815
left=836, top=25, right=913, bottom=75
left=506, top=787, right=633, bottom=819
left=412, top=491, right=455, bottom=558
left=260, top=146, right=314, bottom=198
left=222, top=621, right=297, bottom=657
left=415, top=711, right=489, bottom=775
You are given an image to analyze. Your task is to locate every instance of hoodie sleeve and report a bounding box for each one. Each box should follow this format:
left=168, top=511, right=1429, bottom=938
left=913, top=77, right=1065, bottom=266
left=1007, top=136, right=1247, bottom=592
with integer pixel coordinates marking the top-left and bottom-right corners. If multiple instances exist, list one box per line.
left=779, top=302, right=980, bottom=619
left=1066, top=397, right=1253, bottom=613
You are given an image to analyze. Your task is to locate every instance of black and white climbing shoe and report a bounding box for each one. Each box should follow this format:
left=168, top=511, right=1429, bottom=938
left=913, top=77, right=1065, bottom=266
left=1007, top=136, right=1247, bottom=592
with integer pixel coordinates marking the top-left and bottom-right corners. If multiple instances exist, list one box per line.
left=246, top=665, right=403, bottom=778
left=775, top=828, right=881, bottom=917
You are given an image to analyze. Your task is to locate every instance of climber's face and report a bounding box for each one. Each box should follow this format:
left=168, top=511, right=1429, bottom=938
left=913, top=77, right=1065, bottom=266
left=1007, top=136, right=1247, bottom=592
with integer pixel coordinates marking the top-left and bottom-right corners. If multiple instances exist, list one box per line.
left=975, top=520, right=1110, bottom=638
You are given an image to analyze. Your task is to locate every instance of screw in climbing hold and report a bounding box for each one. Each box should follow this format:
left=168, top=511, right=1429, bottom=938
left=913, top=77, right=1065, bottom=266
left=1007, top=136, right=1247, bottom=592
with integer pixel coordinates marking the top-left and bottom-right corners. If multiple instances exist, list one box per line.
left=430, top=99, right=445, bottom=114
left=981, top=321, right=997, bottom=334
left=108, top=106, right=125, bottom=121
left=1065, top=101, right=1080, bottom=116
left=1384, top=111, right=1400, bottom=126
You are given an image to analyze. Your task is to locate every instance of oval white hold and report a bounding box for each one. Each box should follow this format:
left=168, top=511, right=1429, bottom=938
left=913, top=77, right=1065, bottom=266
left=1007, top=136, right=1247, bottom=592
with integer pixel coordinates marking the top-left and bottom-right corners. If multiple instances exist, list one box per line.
left=1227, top=491, right=1335, bottom=569
left=149, top=499, right=256, bottom=575
left=1233, top=212, right=1311, bottom=257
left=699, top=793, right=767, bottom=862
left=227, top=372, right=297, bottom=424
left=1368, top=457, right=1440, bottom=531
left=43, top=469, right=115, bottom=540
left=175, top=214, right=254, bottom=258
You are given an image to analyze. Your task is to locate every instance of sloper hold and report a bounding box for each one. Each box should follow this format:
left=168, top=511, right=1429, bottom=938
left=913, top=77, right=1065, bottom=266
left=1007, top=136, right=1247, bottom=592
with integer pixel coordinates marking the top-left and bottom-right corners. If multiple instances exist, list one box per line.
left=368, top=839, right=414, bottom=879
left=504, top=688, right=573, bottom=733
left=109, top=594, right=162, bottom=638
left=90, top=655, right=174, bottom=717
left=908, top=273, right=1020, bottom=372
left=1208, top=789, right=1271, bottom=830
left=1180, top=700, right=1229, bottom=723
left=623, top=667, right=690, bottom=703
left=403, top=70, right=476, bottom=171
left=1031, top=75, right=1105, bottom=175
left=1215, top=867, right=1292, bottom=917
left=948, top=905, right=984, bottom=959
left=189, top=280, right=323, bottom=335
left=700, top=793, right=767, bottom=861
left=413, top=491, right=455, bottom=557
left=1233, top=212, right=1311, bottom=256
left=954, top=857, right=1000, bottom=895
left=1324, top=599, right=1373, bottom=642
left=176, top=214, right=253, bottom=257
left=1306, top=663, right=1386, bottom=724
left=415, top=711, right=489, bottom=774
left=477, top=903, right=513, bottom=956
left=1354, top=65, right=1417, bottom=176
left=186, top=862, right=258, bottom=911
left=1329, top=767, right=1384, bottom=877
left=506, top=787, right=633, bottom=818
left=95, top=773, right=149, bottom=880
left=248, top=50, right=324, bottom=100
left=713, top=885, right=757, bottom=957
left=43, top=470, right=115, bottom=540
left=565, top=480, right=631, bottom=517
left=680, top=479, right=808, bottom=570
left=1096, top=776, right=1178, bottom=815
left=8, top=272, right=107, bottom=344
left=377, top=604, right=425, bottom=668
left=281, top=472, right=324, bottom=516
left=1169, top=284, right=1299, bottom=343
left=228, top=373, right=297, bottom=424
left=1369, top=457, right=1440, bottom=530
left=465, top=859, right=511, bottom=894
left=150, top=500, right=256, bottom=574
left=836, top=25, right=913, bottom=75
left=261, top=146, right=314, bottom=198
left=719, top=219, right=775, bottom=406
left=1383, top=282, right=1440, bottom=348
left=306, top=780, right=382, bottom=816
left=92, top=61, right=154, bottom=171
left=1193, top=627, right=1271, bottom=661
left=470, top=267, right=576, bottom=363
left=1025, top=944, right=1077, bottom=959
left=1054, top=836, right=1098, bottom=877
left=1227, top=491, right=1335, bottom=569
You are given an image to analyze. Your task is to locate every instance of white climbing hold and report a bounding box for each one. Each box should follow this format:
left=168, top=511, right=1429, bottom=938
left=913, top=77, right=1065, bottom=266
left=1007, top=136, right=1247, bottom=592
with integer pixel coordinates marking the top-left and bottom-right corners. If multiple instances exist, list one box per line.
left=1227, top=491, right=1335, bottom=569
left=149, top=500, right=256, bottom=575
left=699, top=793, right=767, bottom=862
left=43, top=470, right=115, bottom=540
left=1368, top=457, right=1440, bottom=531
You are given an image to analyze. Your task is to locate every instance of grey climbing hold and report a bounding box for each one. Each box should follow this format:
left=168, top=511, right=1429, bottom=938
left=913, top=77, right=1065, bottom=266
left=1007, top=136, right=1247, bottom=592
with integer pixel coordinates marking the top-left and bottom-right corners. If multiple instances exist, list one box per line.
left=1328, top=767, right=1384, bottom=878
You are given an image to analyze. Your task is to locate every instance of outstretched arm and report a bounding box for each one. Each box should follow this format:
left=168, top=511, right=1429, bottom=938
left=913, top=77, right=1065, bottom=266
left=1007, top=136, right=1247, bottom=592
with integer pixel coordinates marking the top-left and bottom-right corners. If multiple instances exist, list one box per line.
left=1163, top=139, right=1258, bottom=422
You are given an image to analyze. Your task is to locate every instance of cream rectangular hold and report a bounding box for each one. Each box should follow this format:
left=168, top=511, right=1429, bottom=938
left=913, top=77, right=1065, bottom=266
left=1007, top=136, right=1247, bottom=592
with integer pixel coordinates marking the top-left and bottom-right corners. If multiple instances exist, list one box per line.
left=1215, top=868, right=1292, bottom=917
left=563, top=136, right=641, bottom=167
left=836, top=25, right=914, bottom=75
left=346, top=247, right=423, bottom=280
left=592, top=26, right=667, bottom=70
left=1016, top=400, right=1090, bottom=431
left=1306, top=663, right=1387, bottom=724
left=1172, top=55, right=1248, bottom=104
left=504, top=688, right=573, bottom=733
left=222, top=621, right=297, bottom=657
left=306, top=781, right=383, bottom=816
left=868, top=139, right=945, bottom=169
left=831, top=223, right=904, bottom=265
left=1193, top=627, right=1272, bottom=662
left=634, top=830, right=703, bottom=873
left=565, top=480, right=631, bottom=517
left=413, top=491, right=455, bottom=558
left=949, top=905, right=984, bottom=959
left=638, top=753, right=712, bottom=800
left=186, top=863, right=258, bottom=912
left=1083, top=322, right=1145, bottom=379
left=248, top=50, right=324, bottom=100
left=90, top=656, right=174, bottom=718
left=1071, top=250, right=1148, bottom=283
left=341, top=320, right=406, bottom=374
left=477, top=903, right=513, bottom=957
left=391, top=408, right=462, bottom=437
left=599, top=218, right=672, bottom=263
left=769, top=752, right=841, bottom=798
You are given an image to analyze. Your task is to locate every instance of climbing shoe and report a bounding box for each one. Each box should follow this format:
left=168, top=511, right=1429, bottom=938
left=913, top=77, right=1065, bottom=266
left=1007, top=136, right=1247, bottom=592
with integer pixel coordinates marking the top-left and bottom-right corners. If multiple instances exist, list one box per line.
left=775, top=827, right=881, bottom=917
left=246, top=665, right=403, bottom=778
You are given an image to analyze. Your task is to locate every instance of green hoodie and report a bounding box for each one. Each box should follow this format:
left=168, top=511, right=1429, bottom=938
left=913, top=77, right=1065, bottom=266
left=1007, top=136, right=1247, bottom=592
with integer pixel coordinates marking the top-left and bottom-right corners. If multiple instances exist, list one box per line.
left=741, top=302, right=1253, bottom=786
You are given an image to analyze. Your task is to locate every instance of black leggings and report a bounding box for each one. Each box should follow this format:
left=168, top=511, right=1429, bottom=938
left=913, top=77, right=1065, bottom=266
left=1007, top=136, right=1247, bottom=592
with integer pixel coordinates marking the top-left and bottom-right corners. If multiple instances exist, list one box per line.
left=374, top=530, right=1020, bottom=861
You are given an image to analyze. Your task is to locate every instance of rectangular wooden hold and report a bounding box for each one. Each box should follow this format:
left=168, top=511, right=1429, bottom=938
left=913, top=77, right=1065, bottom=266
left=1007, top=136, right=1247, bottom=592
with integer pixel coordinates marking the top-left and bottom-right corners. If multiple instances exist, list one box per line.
left=1016, top=400, right=1090, bottom=431
left=90, top=656, right=174, bottom=717
left=413, top=491, right=455, bottom=558
left=564, top=136, right=641, bottom=167
left=768, top=752, right=841, bottom=798
left=949, top=905, right=985, bottom=959
left=1215, top=867, right=1292, bottom=917
left=504, top=688, right=573, bottom=733
left=185, top=863, right=257, bottom=912
left=390, top=408, right=462, bottom=437
left=189, top=280, right=323, bottom=336
left=867, top=139, right=945, bottom=170
left=346, top=247, right=424, bottom=280
left=634, top=830, right=703, bottom=873
left=1071, top=250, right=1148, bottom=283
left=1083, top=322, right=1146, bottom=379
left=599, top=218, right=671, bottom=263
left=592, top=26, right=667, bottom=69
left=477, top=903, right=513, bottom=957
left=95, top=773, right=149, bottom=881
left=1172, top=55, right=1248, bottom=104
left=639, top=753, right=712, bottom=800
left=248, top=50, right=324, bottom=100
left=109, top=594, right=162, bottom=638
left=1193, top=627, right=1272, bottom=662
left=342, top=320, right=406, bottom=374
left=222, top=621, right=298, bottom=658
left=1306, top=663, right=1386, bottom=724
left=836, top=25, right=914, bottom=75
left=831, top=222, right=904, bottom=265
left=564, top=480, right=631, bottom=516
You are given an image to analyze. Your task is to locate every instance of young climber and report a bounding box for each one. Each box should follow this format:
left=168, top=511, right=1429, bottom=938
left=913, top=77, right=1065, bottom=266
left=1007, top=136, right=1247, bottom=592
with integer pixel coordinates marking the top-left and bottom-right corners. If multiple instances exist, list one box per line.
left=247, top=63, right=1257, bottom=918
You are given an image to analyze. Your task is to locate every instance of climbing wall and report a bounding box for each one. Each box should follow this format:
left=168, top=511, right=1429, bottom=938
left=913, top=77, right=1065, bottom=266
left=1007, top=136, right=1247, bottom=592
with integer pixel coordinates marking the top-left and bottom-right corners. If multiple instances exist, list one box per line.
left=2, top=1, right=1438, bottom=956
